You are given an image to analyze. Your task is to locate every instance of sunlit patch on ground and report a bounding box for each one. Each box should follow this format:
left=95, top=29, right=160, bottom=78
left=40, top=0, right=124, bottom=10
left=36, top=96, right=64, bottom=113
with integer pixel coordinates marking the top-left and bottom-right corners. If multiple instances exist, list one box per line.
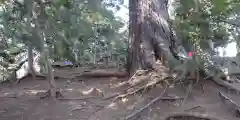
left=107, top=102, right=118, bottom=110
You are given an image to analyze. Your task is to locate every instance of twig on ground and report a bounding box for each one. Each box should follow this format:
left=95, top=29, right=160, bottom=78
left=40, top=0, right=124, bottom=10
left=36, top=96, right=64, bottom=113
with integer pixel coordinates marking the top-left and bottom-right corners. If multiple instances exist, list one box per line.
left=184, top=105, right=203, bottom=112
left=200, top=83, right=205, bottom=94
left=114, top=85, right=148, bottom=101
left=125, top=85, right=168, bottom=120
left=103, top=93, right=120, bottom=100
left=24, top=85, right=40, bottom=89
left=71, top=107, right=88, bottom=112
left=87, top=104, right=106, bottom=120
left=219, top=92, right=240, bottom=107
left=159, top=96, right=184, bottom=101
left=218, top=92, right=240, bottom=117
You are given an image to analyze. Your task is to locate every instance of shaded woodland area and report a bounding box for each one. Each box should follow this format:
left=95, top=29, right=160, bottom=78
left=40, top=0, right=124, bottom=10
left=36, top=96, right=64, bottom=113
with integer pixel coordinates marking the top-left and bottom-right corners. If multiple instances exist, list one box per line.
left=1, top=0, right=240, bottom=120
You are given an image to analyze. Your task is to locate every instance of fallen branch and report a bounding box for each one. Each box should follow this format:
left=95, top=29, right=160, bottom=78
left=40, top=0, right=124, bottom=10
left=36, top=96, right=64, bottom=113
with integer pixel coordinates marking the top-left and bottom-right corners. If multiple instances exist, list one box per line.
left=17, top=69, right=128, bottom=82
left=57, top=96, right=99, bottom=100
left=218, top=92, right=240, bottom=117
left=0, top=96, right=18, bottom=99
left=77, top=70, right=128, bottom=78
left=125, top=85, right=167, bottom=120
left=24, top=85, right=40, bottom=89
left=103, top=93, right=120, bottom=100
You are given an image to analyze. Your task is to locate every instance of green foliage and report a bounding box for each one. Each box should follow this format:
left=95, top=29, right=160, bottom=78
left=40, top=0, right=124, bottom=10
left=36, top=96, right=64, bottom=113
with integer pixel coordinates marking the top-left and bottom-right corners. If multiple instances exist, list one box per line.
left=170, top=0, right=240, bottom=81
left=173, top=0, right=240, bottom=53
left=0, top=0, right=127, bottom=81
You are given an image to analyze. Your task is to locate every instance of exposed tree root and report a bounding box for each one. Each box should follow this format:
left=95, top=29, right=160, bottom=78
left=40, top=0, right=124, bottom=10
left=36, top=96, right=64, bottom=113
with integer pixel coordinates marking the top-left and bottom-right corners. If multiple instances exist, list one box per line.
left=37, top=88, right=63, bottom=99
left=212, top=77, right=240, bottom=93
left=24, top=85, right=40, bottom=89
left=15, top=72, right=45, bottom=84
left=162, top=112, right=223, bottom=120
left=218, top=92, right=240, bottom=118
left=0, top=95, right=18, bottom=99
left=114, top=77, right=169, bottom=101
left=181, top=83, right=193, bottom=106
left=158, top=96, right=184, bottom=101
left=114, top=69, right=171, bottom=101
left=125, top=85, right=167, bottom=120
left=104, top=70, right=150, bottom=100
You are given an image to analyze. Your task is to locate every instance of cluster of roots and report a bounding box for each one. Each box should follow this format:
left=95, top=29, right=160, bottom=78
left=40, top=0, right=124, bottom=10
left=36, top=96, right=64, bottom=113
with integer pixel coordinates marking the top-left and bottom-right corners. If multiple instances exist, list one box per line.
left=114, top=68, right=172, bottom=101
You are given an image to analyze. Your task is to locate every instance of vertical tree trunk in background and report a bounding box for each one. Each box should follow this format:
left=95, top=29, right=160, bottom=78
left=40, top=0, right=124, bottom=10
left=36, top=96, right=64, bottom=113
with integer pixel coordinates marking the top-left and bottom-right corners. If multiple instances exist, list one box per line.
left=36, top=0, right=57, bottom=97
left=128, top=0, right=177, bottom=76
left=43, top=49, right=57, bottom=97
left=28, top=43, right=36, bottom=81
left=46, top=56, right=56, bottom=97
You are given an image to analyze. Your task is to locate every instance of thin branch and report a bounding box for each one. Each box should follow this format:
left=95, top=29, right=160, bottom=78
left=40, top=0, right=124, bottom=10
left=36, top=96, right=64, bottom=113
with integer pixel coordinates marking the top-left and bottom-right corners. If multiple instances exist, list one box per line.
left=125, top=85, right=168, bottom=120
left=219, top=92, right=240, bottom=118
left=214, top=19, right=240, bottom=27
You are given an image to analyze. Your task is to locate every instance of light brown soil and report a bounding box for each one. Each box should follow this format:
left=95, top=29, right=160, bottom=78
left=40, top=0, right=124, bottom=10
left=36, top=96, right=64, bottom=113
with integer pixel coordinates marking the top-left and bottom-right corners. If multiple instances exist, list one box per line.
left=0, top=67, right=239, bottom=120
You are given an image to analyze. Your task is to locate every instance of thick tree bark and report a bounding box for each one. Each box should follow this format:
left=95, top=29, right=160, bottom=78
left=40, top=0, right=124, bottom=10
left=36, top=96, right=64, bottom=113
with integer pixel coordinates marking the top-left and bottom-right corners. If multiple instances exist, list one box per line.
left=128, top=0, right=176, bottom=76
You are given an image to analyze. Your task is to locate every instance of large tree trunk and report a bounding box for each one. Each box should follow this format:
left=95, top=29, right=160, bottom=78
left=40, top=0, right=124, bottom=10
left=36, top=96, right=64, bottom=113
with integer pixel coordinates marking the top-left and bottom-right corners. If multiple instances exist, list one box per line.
left=128, top=0, right=176, bottom=76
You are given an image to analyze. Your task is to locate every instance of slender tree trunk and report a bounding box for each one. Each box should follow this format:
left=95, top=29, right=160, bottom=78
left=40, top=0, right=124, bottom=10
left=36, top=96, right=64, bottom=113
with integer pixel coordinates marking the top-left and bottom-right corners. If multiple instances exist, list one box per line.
left=28, top=43, right=36, bottom=81
left=46, top=53, right=56, bottom=97
left=35, top=0, right=57, bottom=97
left=42, top=48, right=57, bottom=97
left=128, top=0, right=176, bottom=76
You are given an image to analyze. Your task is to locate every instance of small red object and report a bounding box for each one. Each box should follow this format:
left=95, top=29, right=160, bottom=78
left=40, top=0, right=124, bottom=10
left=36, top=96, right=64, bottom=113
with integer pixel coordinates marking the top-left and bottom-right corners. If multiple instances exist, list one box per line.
left=188, top=52, right=193, bottom=57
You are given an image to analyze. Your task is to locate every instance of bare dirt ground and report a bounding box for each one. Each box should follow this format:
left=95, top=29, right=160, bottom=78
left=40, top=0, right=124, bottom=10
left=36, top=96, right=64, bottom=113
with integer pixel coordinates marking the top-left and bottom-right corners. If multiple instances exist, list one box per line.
left=0, top=67, right=240, bottom=120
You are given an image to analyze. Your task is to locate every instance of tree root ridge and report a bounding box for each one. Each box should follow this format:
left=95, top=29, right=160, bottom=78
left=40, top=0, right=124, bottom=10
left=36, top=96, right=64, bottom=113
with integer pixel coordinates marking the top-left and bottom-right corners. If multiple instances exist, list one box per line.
left=38, top=88, right=63, bottom=99
left=163, top=112, right=223, bottom=120
left=212, top=77, right=240, bottom=93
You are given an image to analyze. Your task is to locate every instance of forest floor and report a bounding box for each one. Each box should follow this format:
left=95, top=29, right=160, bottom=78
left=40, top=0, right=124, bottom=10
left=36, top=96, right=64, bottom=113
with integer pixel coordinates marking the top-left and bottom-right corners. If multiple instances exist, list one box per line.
left=0, top=67, right=240, bottom=120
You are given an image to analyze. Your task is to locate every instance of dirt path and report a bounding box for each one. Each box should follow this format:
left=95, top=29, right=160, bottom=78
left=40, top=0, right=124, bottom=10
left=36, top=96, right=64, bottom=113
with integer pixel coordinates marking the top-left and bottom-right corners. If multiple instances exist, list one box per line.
left=0, top=68, right=239, bottom=120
